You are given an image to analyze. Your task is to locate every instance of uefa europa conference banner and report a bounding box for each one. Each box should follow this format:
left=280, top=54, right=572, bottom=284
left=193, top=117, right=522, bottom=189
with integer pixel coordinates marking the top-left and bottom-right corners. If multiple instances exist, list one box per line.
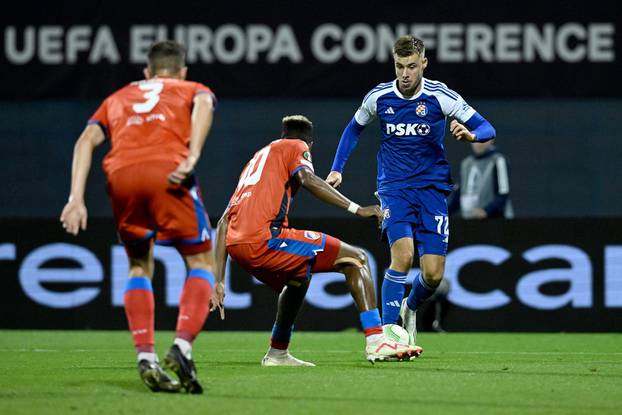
left=0, top=0, right=620, bottom=98
left=1, top=218, right=621, bottom=332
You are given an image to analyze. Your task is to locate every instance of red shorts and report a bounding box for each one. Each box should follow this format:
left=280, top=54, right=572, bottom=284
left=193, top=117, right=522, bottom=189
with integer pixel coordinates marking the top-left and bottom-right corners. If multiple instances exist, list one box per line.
left=106, top=161, right=212, bottom=257
left=227, top=227, right=341, bottom=292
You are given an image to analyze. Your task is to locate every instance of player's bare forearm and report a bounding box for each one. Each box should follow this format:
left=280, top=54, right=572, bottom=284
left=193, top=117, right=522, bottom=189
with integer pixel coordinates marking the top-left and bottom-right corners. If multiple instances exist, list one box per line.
left=296, top=169, right=382, bottom=223
left=169, top=94, right=214, bottom=184
left=297, top=169, right=351, bottom=210
left=60, top=124, right=105, bottom=235
left=214, top=210, right=229, bottom=285
left=69, top=124, right=105, bottom=201
left=210, top=210, right=228, bottom=319
left=188, top=93, right=214, bottom=160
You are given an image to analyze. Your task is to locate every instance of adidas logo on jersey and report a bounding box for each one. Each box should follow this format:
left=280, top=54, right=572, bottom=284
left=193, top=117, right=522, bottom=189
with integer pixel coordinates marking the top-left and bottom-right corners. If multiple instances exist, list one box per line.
left=384, top=107, right=395, bottom=114
left=385, top=300, right=401, bottom=307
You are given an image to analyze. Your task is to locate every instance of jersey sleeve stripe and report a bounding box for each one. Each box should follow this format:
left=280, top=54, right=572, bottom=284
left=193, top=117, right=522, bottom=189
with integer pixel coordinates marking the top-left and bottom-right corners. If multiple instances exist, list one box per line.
left=363, top=85, right=393, bottom=104
left=424, top=86, right=459, bottom=101
left=425, top=80, right=460, bottom=99
left=363, top=84, right=393, bottom=102
left=291, top=164, right=314, bottom=178
left=426, top=79, right=451, bottom=89
left=299, top=159, right=314, bottom=170
left=425, top=79, right=444, bottom=85
left=424, top=85, right=459, bottom=100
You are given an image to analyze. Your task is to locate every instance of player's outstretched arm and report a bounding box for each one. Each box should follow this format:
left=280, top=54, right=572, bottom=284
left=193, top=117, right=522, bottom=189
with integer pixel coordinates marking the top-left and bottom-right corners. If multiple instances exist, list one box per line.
left=326, top=117, right=366, bottom=188
left=211, top=209, right=229, bottom=320
left=451, top=113, right=496, bottom=143
left=168, top=93, right=214, bottom=184
left=60, top=124, right=105, bottom=235
left=296, top=168, right=382, bottom=225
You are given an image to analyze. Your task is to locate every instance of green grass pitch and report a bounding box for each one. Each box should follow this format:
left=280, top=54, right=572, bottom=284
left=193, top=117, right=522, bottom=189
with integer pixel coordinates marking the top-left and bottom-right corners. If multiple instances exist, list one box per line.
left=1, top=331, right=620, bottom=414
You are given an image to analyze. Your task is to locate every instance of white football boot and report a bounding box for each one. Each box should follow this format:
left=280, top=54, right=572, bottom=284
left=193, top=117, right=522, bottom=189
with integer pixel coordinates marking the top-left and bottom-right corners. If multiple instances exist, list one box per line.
left=261, top=348, right=316, bottom=367
left=365, top=335, right=423, bottom=363
left=400, top=298, right=417, bottom=346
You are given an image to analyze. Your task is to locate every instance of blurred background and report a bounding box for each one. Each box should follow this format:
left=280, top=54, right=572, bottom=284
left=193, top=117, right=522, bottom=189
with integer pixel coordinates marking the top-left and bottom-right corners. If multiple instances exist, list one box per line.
left=1, top=0, right=620, bottom=332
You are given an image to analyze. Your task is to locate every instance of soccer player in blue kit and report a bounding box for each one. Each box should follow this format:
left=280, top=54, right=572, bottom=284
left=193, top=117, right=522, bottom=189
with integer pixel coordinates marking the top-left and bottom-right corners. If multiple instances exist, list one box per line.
left=326, top=35, right=496, bottom=349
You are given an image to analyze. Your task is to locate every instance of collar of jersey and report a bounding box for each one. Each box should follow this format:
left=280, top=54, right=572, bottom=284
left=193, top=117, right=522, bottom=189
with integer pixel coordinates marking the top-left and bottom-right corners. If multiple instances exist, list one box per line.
left=392, top=78, right=426, bottom=101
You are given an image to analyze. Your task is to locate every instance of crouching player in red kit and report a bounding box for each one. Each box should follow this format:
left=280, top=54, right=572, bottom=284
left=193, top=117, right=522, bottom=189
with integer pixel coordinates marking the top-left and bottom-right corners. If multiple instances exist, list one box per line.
left=212, top=115, right=422, bottom=365
left=60, top=41, right=223, bottom=393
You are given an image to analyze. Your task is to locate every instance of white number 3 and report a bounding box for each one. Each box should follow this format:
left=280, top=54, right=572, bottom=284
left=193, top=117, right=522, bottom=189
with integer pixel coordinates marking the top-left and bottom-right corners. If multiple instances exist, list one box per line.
left=132, top=82, right=163, bottom=113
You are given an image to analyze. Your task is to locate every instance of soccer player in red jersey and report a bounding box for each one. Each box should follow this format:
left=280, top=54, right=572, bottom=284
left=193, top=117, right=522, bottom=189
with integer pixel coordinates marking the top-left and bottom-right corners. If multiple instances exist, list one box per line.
left=60, top=40, right=222, bottom=393
left=213, top=115, right=422, bottom=365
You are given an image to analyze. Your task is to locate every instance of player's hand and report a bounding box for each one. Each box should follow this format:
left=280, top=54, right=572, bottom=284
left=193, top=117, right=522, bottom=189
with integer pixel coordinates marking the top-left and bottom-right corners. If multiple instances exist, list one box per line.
left=471, top=207, right=488, bottom=219
left=357, top=204, right=383, bottom=228
left=450, top=120, right=476, bottom=142
left=325, top=171, right=342, bottom=188
left=168, top=154, right=198, bottom=184
left=60, top=199, right=88, bottom=235
left=210, top=281, right=225, bottom=320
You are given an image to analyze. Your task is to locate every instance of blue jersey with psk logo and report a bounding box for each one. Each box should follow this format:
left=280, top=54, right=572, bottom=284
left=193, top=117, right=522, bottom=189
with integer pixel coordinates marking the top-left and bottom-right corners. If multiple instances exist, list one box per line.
left=355, top=78, right=476, bottom=192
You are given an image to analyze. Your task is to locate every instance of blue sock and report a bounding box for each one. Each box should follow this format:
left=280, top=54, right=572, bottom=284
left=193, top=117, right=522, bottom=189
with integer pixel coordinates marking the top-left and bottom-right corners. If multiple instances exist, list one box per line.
left=187, top=268, right=215, bottom=286
left=359, top=309, right=382, bottom=335
left=382, top=269, right=407, bottom=324
left=406, top=273, right=436, bottom=311
left=270, top=323, right=294, bottom=349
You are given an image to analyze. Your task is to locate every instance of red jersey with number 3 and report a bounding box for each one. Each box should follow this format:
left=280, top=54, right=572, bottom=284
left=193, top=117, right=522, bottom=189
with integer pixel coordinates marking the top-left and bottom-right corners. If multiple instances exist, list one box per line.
left=88, top=78, right=215, bottom=176
left=226, top=139, right=314, bottom=246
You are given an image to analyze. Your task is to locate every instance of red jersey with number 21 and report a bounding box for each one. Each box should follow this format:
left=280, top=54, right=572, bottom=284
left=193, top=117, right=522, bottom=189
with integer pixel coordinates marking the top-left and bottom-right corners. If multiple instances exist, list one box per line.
left=89, top=77, right=215, bottom=176
left=226, top=139, right=314, bottom=246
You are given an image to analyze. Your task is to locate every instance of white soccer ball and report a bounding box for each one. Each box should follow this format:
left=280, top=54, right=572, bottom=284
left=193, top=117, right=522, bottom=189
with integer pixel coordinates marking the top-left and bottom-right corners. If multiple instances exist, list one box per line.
left=382, top=324, right=411, bottom=345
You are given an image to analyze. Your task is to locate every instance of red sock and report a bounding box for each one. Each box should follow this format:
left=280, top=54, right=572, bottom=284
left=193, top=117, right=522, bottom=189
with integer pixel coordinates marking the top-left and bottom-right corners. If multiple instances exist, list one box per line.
left=270, top=339, right=289, bottom=350
left=176, top=269, right=213, bottom=342
left=364, top=326, right=384, bottom=336
left=123, top=277, right=155, bottom=353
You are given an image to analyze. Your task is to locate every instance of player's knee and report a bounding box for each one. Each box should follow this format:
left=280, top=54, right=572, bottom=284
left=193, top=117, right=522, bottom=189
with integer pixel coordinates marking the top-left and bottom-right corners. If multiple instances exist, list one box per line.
left=184, top=251, right=216, bottom=273
left=391, top=250, right=414, bottom=271
left=422, top=267, right=443, bottom=287
left=355, top=249, right=368, bottom=267
left=334, top=248, right=367, bottom=269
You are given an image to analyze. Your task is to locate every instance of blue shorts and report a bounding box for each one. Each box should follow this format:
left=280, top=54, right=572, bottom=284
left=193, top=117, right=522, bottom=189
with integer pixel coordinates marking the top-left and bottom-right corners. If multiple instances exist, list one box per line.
left=376, top=187, right=449, bottom=256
